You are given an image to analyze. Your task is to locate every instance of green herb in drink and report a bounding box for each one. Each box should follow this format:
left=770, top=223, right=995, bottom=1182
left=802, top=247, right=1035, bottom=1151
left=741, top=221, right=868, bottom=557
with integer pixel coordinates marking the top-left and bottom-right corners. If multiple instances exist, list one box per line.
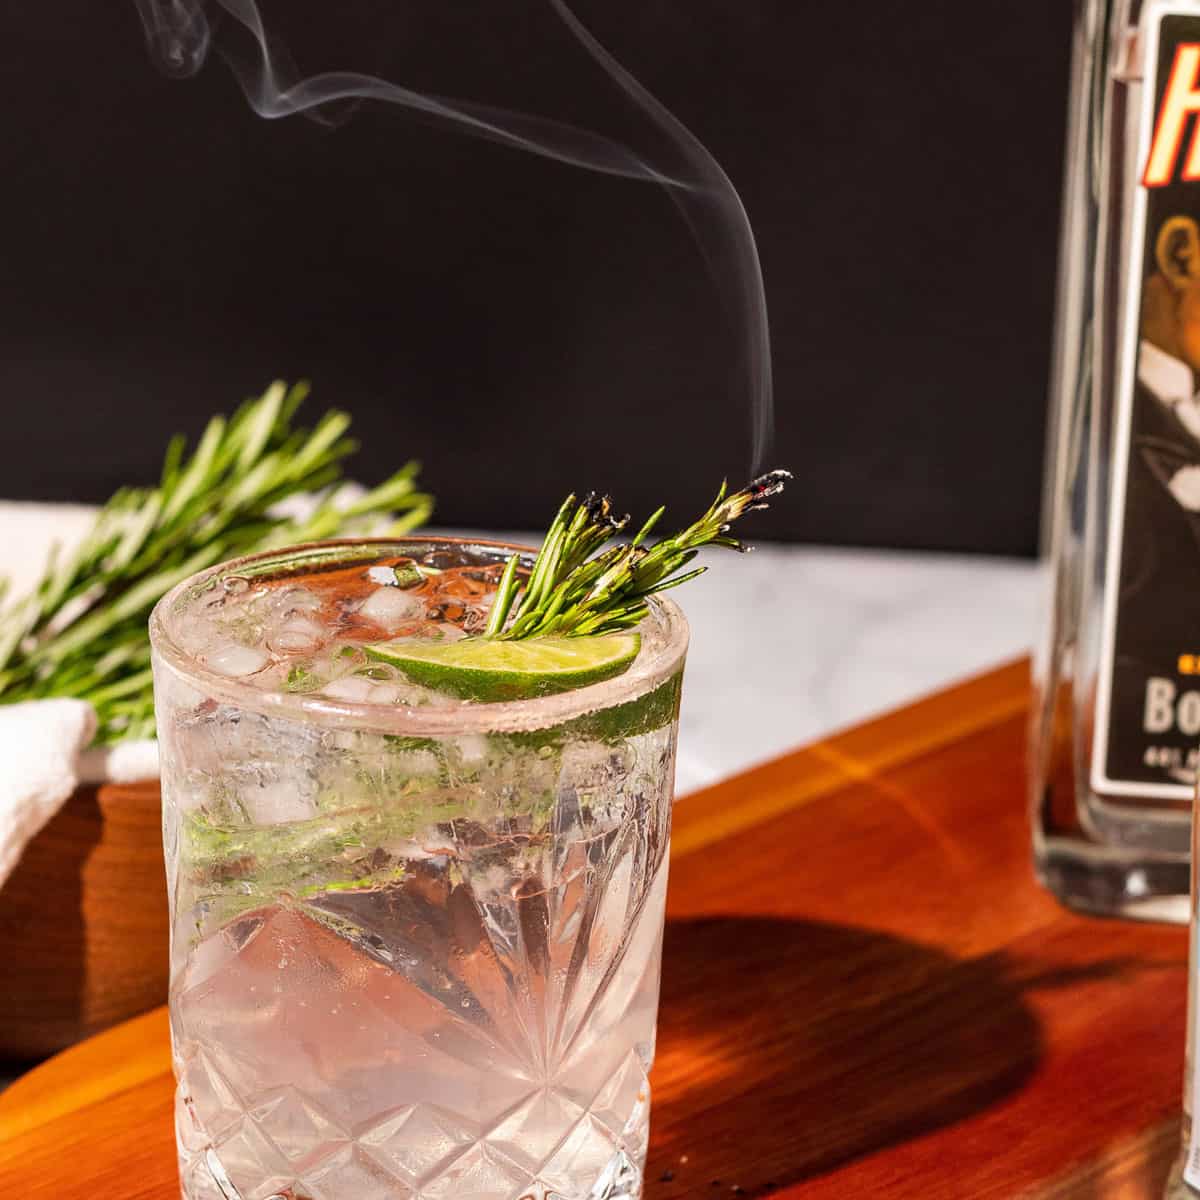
left=284, top=664, right=324, bottom=693
left=367, top=470, right=790, bottom=700
left=483, top=469, right=792, bottom=639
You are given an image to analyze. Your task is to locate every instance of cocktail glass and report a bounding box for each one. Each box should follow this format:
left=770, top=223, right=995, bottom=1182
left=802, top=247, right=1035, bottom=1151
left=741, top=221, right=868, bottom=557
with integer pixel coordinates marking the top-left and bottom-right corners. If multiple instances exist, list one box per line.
left=149, top=537, right=688, bottom=1200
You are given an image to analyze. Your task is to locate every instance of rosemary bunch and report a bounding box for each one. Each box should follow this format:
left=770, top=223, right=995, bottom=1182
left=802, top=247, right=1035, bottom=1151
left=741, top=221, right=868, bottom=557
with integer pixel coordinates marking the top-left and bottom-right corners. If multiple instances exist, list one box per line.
left=483, top=469, right=791, bottom=640
left=0, top=381, right=433, bottom=744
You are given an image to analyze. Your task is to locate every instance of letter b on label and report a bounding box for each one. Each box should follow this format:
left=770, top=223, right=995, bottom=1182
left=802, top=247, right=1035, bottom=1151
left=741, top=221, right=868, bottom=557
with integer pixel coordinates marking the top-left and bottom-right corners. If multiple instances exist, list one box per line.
left=1143, top=676, right=1200, bottom=734
left=1145, top=677, right=1177, bottom=732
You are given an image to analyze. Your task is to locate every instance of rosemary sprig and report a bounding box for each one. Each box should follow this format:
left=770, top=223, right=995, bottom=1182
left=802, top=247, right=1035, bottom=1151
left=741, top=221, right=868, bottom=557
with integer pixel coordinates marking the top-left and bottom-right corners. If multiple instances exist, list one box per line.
left=483, top=469, right=790, bottom=640
left=0, top=381, right=433, bottom=744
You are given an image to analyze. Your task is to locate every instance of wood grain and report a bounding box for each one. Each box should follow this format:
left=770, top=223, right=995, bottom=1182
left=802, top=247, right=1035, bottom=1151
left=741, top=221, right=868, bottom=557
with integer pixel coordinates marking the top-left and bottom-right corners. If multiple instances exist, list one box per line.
left=0, top=780, right=168, bottom=1056
left=0, top=658, right=1187, bottom=1198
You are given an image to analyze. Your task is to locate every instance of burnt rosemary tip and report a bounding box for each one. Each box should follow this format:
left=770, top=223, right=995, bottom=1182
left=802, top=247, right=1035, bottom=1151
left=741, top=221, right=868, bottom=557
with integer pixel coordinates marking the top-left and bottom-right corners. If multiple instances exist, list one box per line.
left=581, top=491, right=627, bottom=531
left=721, top=468, right=791, bottom=521
left=746, top=468, right=792, bottom=496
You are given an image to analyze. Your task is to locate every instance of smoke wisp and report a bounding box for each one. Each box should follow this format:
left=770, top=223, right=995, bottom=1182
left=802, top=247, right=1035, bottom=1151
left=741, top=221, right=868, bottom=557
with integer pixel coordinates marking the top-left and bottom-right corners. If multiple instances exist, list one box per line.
left=134, top=0, right=774, bottom=471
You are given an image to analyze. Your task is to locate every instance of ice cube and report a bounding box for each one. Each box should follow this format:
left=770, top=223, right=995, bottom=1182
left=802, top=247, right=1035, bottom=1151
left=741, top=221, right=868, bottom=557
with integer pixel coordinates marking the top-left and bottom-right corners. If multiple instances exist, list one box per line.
left=242, top=778, right=317, bottom=825
left=358, top=587, right=424, bottom=631
left=272, top=587, right=322, bottom=616
left=462, top=607, right=491, bottom=635
left=204, top=642, right=270, bottom=678
left=267, top=616, right=327, bottom=654
left=322, top=674, right=413, bottom=706
left=322, top=675, right=376, bottom=703
left=455, top=734, right=489, bottom=765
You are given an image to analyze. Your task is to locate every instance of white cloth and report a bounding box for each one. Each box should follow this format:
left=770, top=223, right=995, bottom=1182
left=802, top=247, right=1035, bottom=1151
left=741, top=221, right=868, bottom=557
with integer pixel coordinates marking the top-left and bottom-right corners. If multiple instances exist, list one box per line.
left=0, top=487, right=374, bottom=891
left=78, top=737, right=160, bottom=785
left=0, top=699, right=98, bottom=888
left=0, top=700, right=158, bottom=890
left=1, top=504, right=164, bottom=892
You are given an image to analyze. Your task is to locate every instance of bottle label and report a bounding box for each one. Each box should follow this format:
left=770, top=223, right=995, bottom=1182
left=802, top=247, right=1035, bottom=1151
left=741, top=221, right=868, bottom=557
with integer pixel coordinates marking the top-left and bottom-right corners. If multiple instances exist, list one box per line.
left=1094, top=5, right=1200, bottom=799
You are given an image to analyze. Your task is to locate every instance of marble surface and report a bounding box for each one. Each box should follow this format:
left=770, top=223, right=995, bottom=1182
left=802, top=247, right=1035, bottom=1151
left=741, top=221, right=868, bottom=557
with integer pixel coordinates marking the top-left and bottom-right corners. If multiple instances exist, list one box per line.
left=0, top=500, right=1042, bottom=793
left=672, top=541, right=1040, bottom=791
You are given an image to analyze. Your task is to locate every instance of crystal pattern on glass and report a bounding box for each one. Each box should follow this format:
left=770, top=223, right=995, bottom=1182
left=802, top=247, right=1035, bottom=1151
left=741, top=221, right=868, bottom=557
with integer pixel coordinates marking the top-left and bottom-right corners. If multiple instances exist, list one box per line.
left=152, top=540, right=684, bottom=1200
left=170, top=827, right=667, bottom=1200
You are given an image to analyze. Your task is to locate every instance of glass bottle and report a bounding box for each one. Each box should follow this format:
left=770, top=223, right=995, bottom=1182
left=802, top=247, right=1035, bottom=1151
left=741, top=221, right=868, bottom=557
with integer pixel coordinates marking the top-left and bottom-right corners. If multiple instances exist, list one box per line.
left=1033, top=0, right=1200, bottom=924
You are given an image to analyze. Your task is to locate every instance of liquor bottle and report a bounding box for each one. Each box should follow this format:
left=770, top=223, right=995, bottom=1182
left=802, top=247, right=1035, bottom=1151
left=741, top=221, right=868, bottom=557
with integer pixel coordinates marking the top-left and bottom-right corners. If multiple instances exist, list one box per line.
left=1034, top=0, right=1200, bottom=923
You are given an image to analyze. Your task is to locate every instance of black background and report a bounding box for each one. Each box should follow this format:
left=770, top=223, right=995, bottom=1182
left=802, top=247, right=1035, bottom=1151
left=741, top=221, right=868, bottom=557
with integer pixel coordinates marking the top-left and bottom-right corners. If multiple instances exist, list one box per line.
left=2, top=1, right=1071, bottom=552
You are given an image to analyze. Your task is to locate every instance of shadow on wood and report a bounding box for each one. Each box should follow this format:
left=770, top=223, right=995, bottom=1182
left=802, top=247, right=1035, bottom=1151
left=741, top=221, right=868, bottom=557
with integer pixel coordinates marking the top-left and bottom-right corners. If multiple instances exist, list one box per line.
left=647, top=915, right=1047, bottom=1196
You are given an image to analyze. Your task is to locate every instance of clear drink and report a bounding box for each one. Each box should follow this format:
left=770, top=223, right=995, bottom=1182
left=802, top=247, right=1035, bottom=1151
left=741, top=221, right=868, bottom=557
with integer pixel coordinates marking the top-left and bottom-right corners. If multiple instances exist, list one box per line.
left=149, top=538, right=688, bottom=1200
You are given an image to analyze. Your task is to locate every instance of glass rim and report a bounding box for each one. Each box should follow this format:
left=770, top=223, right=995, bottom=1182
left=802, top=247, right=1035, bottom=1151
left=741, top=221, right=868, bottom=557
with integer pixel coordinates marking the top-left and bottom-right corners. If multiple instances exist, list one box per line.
left=149, top=535, right=690, bottom=736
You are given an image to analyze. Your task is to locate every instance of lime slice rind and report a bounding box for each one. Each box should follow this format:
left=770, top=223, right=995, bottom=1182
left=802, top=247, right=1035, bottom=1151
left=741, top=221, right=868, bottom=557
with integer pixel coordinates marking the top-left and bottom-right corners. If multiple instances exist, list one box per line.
left=364, top=633, right=642, bottom=702
left=496, top=668, right=684, bottom=750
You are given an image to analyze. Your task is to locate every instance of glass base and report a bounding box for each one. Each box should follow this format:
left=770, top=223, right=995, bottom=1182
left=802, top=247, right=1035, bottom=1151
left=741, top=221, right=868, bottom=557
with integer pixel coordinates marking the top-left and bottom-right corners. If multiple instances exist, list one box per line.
left=180, top=1142, right=647, bottom=1200
left=1034, top=837, right=1190, bottom=924
left=1031, top=685, right=1192, bottom=924
left=178, top=1092, right=651, bottom=1200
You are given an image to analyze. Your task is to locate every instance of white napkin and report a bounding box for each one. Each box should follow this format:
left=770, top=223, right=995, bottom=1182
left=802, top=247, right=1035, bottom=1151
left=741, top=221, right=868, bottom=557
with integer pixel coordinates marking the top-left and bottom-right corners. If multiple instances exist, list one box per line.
left=0, top=701, right=161, bottom=891
left=0, top=699, right=97, bottom=888
left=77, top=736, right=160, bottom=786
left=0, top=484, right=385, bottom=892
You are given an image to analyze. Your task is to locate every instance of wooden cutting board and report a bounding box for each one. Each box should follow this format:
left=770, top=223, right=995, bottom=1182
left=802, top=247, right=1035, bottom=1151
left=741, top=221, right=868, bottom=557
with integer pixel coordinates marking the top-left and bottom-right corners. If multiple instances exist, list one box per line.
left=0, top=659, right=1188, bottom=1198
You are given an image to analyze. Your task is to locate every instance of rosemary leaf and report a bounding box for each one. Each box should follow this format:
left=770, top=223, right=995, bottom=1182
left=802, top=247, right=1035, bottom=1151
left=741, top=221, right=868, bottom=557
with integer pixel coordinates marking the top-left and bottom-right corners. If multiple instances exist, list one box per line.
left=486, top=470, right=790, bottom=641
left=0, top=381, right=434, bottom=745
